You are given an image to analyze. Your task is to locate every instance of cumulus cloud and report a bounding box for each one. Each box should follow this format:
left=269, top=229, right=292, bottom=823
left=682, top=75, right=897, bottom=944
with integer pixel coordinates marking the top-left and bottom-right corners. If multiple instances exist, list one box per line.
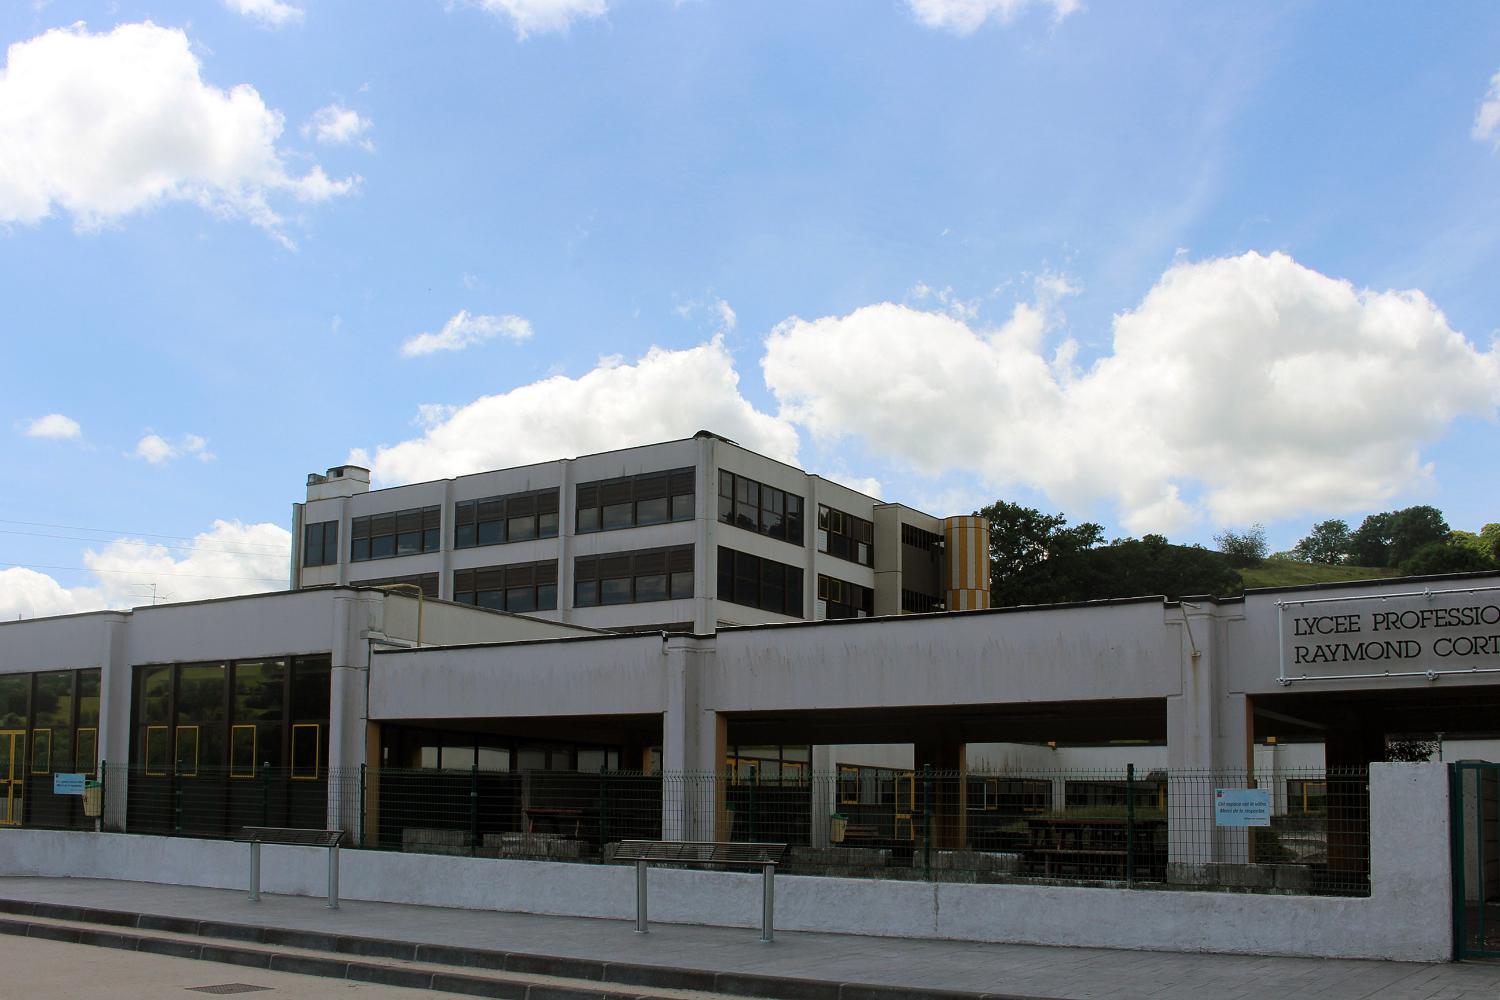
left=0, top=22, right=355, bottom=242
left=133, top=432, right=214, bottom=465
left=360, top=337, right=799, bottom=485
left=474, top=0, right=609, bottom=38
left=304, top=103, right=373, bottom=151
left=1475, top=69, right=1500, bottom=146
left=763, top=251, right=1500, bottom=533
left=23, top=413, right=81, bottom=439
left=400, top=310, right=534, bottom=358
left=906, top=0, right=1080, bottom=35
left=224, top=0, right=304, bottom=28
left=0, top=520, right=290, bottom=620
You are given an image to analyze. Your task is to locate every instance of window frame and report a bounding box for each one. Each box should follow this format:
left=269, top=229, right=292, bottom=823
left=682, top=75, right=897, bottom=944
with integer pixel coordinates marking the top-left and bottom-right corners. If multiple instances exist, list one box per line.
left=290, top=723, right=321, bottom=780
left=351, top=506, right=441, bottom=563
left=230, top=724, right=258, bottom=778
left=717, top=471, right=804, bottom=546
left=575, top=468, right=696, bottom=535
left=29, top=728, right=51, bottom=775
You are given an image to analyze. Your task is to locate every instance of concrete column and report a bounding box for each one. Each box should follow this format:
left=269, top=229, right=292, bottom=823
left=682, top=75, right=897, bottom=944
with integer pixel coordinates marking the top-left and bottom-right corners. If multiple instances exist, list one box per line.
left=327, top=594, right=374, bottom=833
left=1165, top=603, right=1250, bottom=874
left=660, top=637, right=725, bottom=840
left=810, top=745, right=835, bottom=845
left=558, top=458, right=575, bottom=625
left=694, top=436, right=715, bottom=634
left=913, top=736, right=967, bottom=850
left=99, top=616, right=129, bottom=831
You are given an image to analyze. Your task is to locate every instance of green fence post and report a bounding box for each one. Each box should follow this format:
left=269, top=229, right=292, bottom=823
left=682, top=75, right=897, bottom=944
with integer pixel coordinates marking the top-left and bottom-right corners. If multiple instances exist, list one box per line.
left=749, top=769, right=758, bottom=843
left=598, top=766, right=608, bottom=857
left=1125, top=763, right=1136, bottom=887
left=469, top=764, right=480, bottom=856
left=922, top=765, right=933, bottom=880
left=358, top=763, right=367, bottom=848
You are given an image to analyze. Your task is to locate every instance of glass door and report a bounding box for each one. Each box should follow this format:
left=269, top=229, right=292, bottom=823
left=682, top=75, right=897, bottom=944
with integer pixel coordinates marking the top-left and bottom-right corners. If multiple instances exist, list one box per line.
left=0, top=730, right=23, bottom=826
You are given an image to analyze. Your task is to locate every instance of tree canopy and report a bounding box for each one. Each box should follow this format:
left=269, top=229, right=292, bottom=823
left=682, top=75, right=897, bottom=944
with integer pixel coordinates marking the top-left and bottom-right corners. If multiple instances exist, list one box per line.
left=1292, top=519, right=1351, bottom=564
left=1347, top=506, right=1450, bottom=567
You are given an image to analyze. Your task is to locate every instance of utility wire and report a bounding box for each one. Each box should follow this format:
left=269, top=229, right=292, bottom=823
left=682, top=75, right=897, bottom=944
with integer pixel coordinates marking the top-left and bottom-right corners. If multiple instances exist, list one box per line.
left=0, top=562, right=286, bottom=583
left=0, top=528, right=289, bottom=559
left=0, top=519, right=289, bottom=554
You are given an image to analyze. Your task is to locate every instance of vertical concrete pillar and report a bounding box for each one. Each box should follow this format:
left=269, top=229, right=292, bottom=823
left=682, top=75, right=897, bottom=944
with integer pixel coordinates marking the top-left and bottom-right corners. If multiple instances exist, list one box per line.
left=99, top=616, right=130, bottom=831
left=1166, top=602, right=1250, bottom=876
left=913, top=736, right=967, bottom=849
left=660, top=637, right=725, bottom=840
left=558, top=458, right=575, bottom=626
left=810, top=745, right=835, bottom=845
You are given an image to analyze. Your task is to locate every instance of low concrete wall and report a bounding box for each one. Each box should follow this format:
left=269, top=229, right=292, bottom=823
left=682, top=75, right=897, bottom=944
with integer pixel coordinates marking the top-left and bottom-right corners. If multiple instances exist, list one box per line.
left=0, top=763, right=1450, bottom=962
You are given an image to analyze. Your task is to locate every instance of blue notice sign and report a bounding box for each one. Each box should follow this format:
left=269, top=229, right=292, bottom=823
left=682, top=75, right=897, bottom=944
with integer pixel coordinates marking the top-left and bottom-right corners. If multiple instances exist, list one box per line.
left=52, top=773, right=86, bottom=796
left=1214, top=788, right=1271, bottom=827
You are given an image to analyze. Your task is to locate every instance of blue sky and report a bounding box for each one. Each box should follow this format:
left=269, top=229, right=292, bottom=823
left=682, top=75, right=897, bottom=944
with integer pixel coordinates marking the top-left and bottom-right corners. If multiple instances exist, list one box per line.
left=2, top=0, right=1498, bottom=616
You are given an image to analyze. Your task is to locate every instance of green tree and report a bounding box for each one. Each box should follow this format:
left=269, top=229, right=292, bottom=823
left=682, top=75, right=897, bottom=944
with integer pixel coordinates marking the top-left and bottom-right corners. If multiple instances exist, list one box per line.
left=978, top=501, right=1104, bottom=608
left=1086, top=535, right=1243, bottom=601
left=1398, top=541, right=1496, bottom=576
left=1348, top=506, right=1450, bottom=567
left=1480, top=523, right=1500, bottom=562
left=1293, top=519, right=1351, bottom=564
left=1214, top=524, right=1268, bottom=566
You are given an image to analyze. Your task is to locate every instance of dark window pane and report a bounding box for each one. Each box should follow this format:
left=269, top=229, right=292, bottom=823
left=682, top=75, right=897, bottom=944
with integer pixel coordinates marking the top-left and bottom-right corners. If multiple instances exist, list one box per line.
left=673, top=494, right=695, bottom=522
left=322, top=525, right=339, bottom=564
left=761, top=562, right=784, bottom=614
left=602, top=503, right=632, bottom=531
left=719, top=470, right=733, bottom=498
left=734, top=553, right=759, bottom=606
left=735, top=502, right=757, bottom=531
left=397, top=531, right=421, bottom=555
left=303, top=524, right=322, bottom=566
left=601, top=578, right=631, bottom=604
left=718, top=493, right=733, bottom=523
left=455, top=523, right=476, bottom=548
left=508, top=516, right=535, bottom=541
left=717, top=548, right=732, bottom=599
left=477, top=520, right=503, bottom=546
left=786, top=568, right=804, bottom=617
left=537, top=584, right=557, bottom=610
left=636, top=497, right=669, bottom=526
left=291, top=659, right=331, bottom=720
left=636, top=574, right=667, bottom=602
left=477, top=590, right=503, bottom=610
left=423, top=528, right=440, bottom=551
left=761, top=506, right=784, bottom=539
left=577, top=507, right=599, bottom=533
left=506, top=587, right=535, bottom=613
left=538, top=512, right=559, bottom=538
left=671, top=570, right=694, bottom=600
left=455, top=592, right=476, bottom=605
left=575, top=580, right=598, bottom=607
left=371, top=535, right=395, bottom=559
left=233, top=659, right=284, bottom=722
left=352, top=538, right=370, bottom=562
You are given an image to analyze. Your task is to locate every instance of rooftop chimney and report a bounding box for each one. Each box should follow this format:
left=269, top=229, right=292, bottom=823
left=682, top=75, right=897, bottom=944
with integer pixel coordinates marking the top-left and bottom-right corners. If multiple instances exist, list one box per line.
left=306, top=465, right=371, bottom=501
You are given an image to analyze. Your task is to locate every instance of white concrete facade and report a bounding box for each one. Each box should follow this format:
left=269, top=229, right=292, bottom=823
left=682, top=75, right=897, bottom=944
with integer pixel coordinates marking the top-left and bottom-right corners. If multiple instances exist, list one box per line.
left=292, top=432, right=962, bottom=632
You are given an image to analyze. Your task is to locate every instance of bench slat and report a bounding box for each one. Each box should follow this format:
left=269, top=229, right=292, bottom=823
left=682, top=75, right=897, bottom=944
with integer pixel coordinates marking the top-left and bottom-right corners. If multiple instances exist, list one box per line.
left=615, top=840, right=786, bottom=866
left=241, top=826, right=346, bottom=848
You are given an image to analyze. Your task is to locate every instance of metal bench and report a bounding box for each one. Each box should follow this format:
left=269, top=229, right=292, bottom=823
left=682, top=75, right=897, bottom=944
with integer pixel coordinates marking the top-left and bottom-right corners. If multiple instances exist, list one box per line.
left=614, top=840, right=787, bottom=943
left=240, top=826, right=347, bottom=909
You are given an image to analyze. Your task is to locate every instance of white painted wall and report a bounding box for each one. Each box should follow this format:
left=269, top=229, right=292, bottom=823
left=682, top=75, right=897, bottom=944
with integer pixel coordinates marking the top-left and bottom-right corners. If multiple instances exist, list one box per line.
left=0, top=764, right=1450, bottom=962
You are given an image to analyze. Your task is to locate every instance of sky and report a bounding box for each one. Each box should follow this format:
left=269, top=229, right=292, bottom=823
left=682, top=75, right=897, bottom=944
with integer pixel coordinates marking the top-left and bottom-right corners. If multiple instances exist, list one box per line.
left=2, top=0, right=1499, bottom=619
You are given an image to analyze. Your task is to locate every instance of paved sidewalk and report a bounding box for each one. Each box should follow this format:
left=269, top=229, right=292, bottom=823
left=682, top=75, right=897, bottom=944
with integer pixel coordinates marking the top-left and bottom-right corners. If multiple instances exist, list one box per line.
left=2, top=876, right=1498, bottom=1000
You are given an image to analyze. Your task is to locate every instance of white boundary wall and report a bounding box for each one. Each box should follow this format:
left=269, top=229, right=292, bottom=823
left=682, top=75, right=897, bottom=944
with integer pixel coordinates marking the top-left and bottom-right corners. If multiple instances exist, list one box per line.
left=0, top=764, right=1450, bottom=962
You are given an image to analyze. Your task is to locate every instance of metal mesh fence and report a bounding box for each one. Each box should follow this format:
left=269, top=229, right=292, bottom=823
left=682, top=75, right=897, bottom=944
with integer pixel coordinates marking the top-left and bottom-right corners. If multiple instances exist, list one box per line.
left=87, top=764, right=1368, bottom=897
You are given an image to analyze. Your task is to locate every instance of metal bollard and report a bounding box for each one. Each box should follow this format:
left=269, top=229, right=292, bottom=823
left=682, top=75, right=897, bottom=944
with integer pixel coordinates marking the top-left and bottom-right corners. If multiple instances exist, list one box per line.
left=327, top=843, right=340, bottom=910
left=248, top=841, right=261, bottom=902
left=635, top=860, right=648, bottom=934
left=760, top=863, right=775, bottom=944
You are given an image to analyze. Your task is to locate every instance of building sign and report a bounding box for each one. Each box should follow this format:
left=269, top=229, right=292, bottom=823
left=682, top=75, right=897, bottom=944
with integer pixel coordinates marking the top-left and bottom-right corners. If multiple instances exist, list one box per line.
left=1279, top=587, right=1500, bottom=683
left=52, top=773, right=86, bottom=796
left=1214, top=788, right=1270, bottom=827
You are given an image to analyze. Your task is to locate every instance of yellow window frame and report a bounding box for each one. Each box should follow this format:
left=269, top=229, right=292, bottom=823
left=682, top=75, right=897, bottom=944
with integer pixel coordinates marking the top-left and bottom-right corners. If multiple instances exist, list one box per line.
left=144, top=726, right=170, bottom=776
left=30, top=728, right=51, bottom=775
left=838, top=764, right=861, bottom=806
left=290, top=723, right=320, bottom=780
left=75, top=727, right=98, bottom=776
left=230, top=724, right=257, bottom=779
left=175, top=725, right=200, bottom=778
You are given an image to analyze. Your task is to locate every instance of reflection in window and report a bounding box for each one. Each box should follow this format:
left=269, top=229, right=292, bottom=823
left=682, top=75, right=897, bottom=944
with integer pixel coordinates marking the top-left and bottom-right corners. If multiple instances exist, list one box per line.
left=231, top=725, right=257, bottom=778
left=75, top=727, right=98, bottom=776
left=30, top=729, right=51, bottom=774
left=175, top=726, right=199, bottom=777
left=291, top=723, right=320, bottom=780
left=145, top=727, right=169, bottom=776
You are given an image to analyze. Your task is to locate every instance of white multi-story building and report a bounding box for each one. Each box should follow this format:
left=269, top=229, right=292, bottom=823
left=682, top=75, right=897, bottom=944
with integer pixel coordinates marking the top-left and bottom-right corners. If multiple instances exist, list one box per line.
left=291, top=430, right=991, bottom=634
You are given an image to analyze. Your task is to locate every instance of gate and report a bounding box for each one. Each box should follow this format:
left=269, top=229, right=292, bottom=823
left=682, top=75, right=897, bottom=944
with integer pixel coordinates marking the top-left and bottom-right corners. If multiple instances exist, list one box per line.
left=1452, top=762, right=1500, bottom=960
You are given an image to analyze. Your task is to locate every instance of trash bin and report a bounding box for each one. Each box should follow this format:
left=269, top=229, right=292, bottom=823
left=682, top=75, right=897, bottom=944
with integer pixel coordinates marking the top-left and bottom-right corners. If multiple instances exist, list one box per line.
left=83, top=780, right=102, bottom=818
left=830, top=814, right=848, bottom=843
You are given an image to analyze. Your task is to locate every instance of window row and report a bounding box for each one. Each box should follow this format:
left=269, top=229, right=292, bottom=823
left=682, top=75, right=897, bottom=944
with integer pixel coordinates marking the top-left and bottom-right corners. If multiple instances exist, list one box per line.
left=357, top=573, right=439, bottom=599
left=901, top=523, right=943, bottom=553
left=454, top=561, right=558, bottom=613
left=133, top=656, right=330, bottom=776
left=901, top=589, right=943, bottom=614
left=716, top=547, right=804, bottom=618
left=351, top=506, right=441, bottom=562
left=818, top=574, right=873, bottom=619
left=717, top=471, right=804, bottom=545
left=576, top=468, right=696, bottom=534
left=819, top=505, right=874, bottom=567
left=574, top=546, right=694, bottom=607
left=454, top=489, right=559, bottom=548
left=0, top=668, right=101, bottom=777
left=302, top=520, right=339, bottom=567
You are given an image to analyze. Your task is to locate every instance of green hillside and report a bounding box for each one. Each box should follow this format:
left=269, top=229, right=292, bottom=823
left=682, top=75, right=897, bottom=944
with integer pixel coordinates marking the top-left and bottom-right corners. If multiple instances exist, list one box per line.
left=1237, top=561, right=1402, bottom=590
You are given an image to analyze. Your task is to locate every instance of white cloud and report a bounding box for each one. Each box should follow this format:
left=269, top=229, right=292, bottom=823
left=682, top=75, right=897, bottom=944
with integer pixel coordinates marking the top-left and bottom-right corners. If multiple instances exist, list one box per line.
left=1474, top=69, right=1500, bottom=146
left=474, top=0, right=609, bottom=38
left=133, top=432, right=214, bottom=464
left=825, top=473, right=884, bottom=499
left=361, top=337, right=799, bottom=485
left=400, top=310, right=534, bottom=357
left=23, top=413, right=81, bottom=439
left=0, top=22, right=355, bottom=243
left=906, top=0, right=1080, bottom=35
left=224, top=0, right=304, bottom=27
left=763, top=252, right=1500, bottom=534
left=0, top=520, right=290, bottom=620
left=304, top=103, right=374, bottom=151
